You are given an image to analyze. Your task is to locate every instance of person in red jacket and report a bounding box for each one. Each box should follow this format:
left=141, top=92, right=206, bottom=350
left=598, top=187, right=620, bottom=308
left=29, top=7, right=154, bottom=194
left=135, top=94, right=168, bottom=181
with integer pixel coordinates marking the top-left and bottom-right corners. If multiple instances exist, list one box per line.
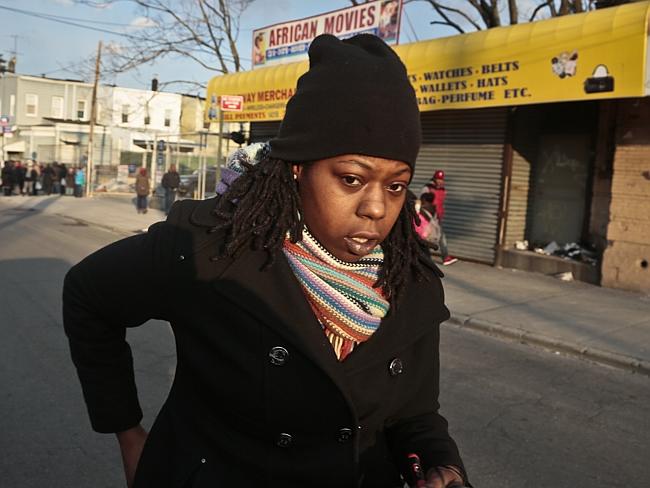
left=421, top=170, right=458, bottom=265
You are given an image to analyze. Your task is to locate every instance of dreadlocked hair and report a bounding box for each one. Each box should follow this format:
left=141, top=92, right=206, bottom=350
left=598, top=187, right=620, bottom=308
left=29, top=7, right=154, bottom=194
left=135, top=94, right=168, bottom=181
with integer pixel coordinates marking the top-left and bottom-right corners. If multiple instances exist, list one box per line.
left=210, top=155, right=440, bottom=305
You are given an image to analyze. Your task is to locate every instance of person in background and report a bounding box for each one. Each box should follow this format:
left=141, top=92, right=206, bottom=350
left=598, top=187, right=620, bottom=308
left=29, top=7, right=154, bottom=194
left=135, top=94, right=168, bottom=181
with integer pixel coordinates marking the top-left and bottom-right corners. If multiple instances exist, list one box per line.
left=1, top=160, right=14, bottom=196
left=59, top=163, right=68, bottom=195
left=65, top=167, right=76, bottom=196
left=414, top=192, right=441, bottom=251
left=42, top=163, right=55, bottom=195
left=161, top=164, right=180, bottom=214
left=24, top=161, right=35, bottom=196
left=135, top=167, right=150, bottom=214
left=32, top=163, right=42, bottom=195
left=14, top=161, right=26, bottom=196
left=74, top=167, right=86, bottom=198
left=422, top=170, right=457, bottom=265
left=52, top=162, right=62, bottom=195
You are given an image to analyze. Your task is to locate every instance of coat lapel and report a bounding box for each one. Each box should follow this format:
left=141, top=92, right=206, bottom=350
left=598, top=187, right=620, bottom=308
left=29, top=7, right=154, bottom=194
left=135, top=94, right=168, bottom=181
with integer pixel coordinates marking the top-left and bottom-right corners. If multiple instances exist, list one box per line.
left=343, top=274, right=451, bottom=373
left=211, top=246, right=357, bottom=411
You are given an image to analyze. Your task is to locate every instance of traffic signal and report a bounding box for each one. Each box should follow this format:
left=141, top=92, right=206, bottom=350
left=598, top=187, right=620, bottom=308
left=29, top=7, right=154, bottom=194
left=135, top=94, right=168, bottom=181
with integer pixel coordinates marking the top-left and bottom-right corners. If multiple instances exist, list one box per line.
left=0, top=55, right=6, bottom=74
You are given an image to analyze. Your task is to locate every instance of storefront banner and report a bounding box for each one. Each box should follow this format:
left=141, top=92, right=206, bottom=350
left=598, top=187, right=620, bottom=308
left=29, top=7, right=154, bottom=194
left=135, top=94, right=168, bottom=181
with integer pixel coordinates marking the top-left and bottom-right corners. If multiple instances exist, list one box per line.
left=252, top=0, right=402, bottom=69
left=209, top=2, right=649, bottom=122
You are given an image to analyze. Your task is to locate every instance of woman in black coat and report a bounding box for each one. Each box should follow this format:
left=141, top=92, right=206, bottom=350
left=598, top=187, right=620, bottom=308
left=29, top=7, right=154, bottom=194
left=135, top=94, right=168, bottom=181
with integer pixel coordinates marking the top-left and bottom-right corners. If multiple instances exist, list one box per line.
left=63, top=34, right=469, bottom=488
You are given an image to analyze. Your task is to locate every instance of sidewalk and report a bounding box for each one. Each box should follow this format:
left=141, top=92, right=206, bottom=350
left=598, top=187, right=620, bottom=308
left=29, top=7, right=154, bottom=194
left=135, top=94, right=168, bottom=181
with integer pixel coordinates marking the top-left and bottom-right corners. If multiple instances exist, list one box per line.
left=2, top=193, right=649, bottom=375
left=0, top=193, right=165, bottom=236
left=442, top=262, right=650, bottom=375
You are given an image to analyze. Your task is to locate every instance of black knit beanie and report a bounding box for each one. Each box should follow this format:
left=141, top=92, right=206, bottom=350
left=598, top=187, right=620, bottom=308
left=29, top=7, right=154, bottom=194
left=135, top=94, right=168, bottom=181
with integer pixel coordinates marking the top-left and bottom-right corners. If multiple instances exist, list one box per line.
left=269, top=34, right=421, bottom=169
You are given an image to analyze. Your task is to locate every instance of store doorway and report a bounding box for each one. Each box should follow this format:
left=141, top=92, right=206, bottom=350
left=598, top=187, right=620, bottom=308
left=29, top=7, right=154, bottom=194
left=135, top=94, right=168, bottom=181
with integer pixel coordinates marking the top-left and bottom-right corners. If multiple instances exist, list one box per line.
left=528, top=133, right=591, bottom=247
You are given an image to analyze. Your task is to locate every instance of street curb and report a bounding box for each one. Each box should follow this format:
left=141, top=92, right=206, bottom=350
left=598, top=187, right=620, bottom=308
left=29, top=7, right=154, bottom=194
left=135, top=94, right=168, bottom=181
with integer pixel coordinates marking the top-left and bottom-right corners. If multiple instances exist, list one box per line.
left=446, top=313, right=650, bottom=377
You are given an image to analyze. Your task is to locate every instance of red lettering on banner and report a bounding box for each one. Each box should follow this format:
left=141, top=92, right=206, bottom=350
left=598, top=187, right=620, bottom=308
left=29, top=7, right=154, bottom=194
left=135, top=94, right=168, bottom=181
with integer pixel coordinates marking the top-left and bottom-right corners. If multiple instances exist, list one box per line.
left=324, top=16, right=334, bottom=34
left=335, top=14, right=343, bottom=32
left=308, top=20, right=317, bottom=38
left=271, top=5, right=380, bottom=45
left=359, top=7, right=367, bottom=27
left=344, top=10, right=356, bottom=31
left=269, top=20, right=320, bottom=47
left=256, top=88, right=295, bottom=102
left=367, top=5, right=376, bottom=25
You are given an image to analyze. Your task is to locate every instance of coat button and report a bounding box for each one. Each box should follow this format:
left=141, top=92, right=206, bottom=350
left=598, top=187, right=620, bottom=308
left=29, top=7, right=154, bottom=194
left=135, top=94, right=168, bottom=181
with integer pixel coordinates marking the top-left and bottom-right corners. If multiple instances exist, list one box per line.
left=389, top=358, right=403, bottom=376
left=269, top=346, right=289, bottom=366
left=276, top=433, right=293, bottom=448
left=337, top=428, right=353, bottom=443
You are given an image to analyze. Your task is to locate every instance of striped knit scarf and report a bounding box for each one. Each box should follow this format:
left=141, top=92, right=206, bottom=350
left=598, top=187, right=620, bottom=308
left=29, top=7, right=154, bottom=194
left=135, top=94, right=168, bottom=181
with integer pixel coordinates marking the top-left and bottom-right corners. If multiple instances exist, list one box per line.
left=282, top=228, right=390, bottom=361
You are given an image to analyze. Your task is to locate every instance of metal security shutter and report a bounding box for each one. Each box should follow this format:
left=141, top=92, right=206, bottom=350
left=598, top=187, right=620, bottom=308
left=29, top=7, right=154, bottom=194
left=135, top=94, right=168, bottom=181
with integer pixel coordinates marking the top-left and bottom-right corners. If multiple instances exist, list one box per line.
left=415, top=108, right=508, bottom=263
left=249, top=121, right=281, bottom=143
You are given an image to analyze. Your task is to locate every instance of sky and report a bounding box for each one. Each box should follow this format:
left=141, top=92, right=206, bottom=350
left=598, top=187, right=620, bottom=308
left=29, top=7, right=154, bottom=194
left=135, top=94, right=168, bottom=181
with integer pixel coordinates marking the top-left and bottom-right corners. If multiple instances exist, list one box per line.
left=0, top=0, right=542, bottom=96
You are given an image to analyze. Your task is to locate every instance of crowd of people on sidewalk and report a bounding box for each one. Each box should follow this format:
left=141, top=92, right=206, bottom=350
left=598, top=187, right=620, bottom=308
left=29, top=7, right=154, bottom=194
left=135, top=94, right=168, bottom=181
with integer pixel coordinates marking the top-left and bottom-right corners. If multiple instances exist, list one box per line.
left=1, top=160, right=86, bottom=198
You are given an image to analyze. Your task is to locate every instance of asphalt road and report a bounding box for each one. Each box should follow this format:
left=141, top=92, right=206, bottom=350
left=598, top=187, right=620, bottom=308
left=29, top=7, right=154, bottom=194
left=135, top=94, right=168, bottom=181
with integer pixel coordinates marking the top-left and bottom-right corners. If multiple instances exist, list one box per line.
left=1, top=203, right=648, bottom=488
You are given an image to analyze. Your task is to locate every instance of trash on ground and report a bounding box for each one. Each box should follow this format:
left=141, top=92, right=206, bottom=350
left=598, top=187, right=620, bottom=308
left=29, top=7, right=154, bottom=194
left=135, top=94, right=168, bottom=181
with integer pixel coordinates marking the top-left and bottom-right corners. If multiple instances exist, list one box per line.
left=514, top=240, right=529, bottom=250
left=554, top=271, right=574, bottom=281
left=542, top=241, right=560, bottom=255
left=516, top=240, right=598, bottom=266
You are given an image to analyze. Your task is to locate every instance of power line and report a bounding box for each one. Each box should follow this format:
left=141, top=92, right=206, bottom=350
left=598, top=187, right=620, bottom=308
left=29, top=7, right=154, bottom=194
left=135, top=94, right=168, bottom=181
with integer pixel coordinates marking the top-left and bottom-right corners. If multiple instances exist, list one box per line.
left=8, top=8, right=134, bottom=27
left=0, top=3, right=247, bottom=66
left=0, top=4, right=143, bottom=40
left=403, top=5, right=419, bottom=42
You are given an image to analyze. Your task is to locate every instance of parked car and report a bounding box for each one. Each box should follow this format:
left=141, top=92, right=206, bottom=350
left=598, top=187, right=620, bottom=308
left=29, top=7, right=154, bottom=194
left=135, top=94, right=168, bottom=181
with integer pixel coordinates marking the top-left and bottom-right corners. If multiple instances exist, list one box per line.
left=177, top=166, right=219, bottom=198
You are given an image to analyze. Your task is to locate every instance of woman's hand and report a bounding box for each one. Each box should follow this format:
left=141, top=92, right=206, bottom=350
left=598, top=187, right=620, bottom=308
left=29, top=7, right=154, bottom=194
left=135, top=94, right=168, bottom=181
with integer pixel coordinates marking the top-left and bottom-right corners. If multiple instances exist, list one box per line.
left=424, top=465, right=466, bottom=488
left=116, top=424, right=148, bottom=488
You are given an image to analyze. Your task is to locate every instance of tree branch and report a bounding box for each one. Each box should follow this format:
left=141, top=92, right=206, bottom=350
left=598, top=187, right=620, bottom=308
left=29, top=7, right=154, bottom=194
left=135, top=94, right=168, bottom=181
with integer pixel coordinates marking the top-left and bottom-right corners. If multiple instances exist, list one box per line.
left=508, top=0, right=518, bottom=24
left=529, top=0, right=555, bottom=21
left=73, top=0, right=250, bottom=81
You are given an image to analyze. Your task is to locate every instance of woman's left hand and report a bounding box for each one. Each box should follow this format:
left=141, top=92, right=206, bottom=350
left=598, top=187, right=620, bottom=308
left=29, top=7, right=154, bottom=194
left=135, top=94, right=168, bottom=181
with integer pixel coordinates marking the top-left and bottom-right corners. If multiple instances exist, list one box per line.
left=424, top=465, right=465, bottom=488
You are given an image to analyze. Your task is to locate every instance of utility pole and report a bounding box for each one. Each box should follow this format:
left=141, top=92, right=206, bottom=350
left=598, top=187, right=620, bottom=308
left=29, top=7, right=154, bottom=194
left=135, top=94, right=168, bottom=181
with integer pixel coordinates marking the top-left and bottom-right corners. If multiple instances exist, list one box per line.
left=86, top=41, right=102, bottom=197
left=0, top=55, right=7, bottom=162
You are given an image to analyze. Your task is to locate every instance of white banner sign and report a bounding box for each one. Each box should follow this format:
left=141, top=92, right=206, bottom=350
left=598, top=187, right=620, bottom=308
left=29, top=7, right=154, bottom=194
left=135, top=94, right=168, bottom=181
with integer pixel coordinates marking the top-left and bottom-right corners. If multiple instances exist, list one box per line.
left=252, top=0, right=402, bottom=69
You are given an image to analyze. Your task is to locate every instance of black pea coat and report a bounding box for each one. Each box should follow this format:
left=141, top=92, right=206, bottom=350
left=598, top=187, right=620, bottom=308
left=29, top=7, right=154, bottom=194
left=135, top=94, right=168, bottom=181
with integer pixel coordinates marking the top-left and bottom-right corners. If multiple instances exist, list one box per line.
left=63, top=197, right=466, bottom=488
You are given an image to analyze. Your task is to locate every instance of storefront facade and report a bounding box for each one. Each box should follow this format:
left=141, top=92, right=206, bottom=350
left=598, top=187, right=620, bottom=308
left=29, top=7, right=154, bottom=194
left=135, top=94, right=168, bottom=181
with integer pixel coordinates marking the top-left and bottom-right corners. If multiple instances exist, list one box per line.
left=206, top=2, right=650, bottom=292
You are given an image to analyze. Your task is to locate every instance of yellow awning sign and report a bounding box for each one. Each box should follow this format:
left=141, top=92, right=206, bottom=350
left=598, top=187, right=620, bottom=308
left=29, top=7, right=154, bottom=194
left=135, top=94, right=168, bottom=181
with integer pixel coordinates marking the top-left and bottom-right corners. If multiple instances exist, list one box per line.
left=206, top=1, right=650, bottom=122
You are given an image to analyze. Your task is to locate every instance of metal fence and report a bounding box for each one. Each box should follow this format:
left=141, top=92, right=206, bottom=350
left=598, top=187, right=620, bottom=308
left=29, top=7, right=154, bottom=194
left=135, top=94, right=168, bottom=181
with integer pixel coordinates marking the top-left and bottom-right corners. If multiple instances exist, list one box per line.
left=88, top=131, right=229, bottom=201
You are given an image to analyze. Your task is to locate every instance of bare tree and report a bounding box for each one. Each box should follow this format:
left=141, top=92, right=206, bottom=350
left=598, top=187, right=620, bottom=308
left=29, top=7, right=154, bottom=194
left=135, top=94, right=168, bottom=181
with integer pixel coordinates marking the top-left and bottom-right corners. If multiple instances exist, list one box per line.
left=349, top=1, right=595, bottom=34
left=75, top=0, right=254, bottom=89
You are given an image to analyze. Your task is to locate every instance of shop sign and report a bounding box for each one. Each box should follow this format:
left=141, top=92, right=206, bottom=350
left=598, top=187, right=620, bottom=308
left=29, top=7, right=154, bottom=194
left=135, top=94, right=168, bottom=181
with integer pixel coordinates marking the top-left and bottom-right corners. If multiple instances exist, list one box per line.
left=209, top=2, right=649, bottom=122
left=252, top=0, right=402, bottom=69
left=220, top=95, right=244, bottom=111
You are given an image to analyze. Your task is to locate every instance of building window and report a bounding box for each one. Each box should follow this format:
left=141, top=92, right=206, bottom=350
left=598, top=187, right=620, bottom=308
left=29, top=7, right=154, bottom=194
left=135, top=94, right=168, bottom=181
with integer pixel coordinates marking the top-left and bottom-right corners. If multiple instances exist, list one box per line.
left=10, top=94, right=15, bottom=117
left=25, top=93, right=38, bottom=117
left=51, top=96, right=64, bottom=119
left=164, top=109, right=172, bottom=127
left=77, top=100, right=87, bottom=120
left=122, top=104, right=130, bottom=123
